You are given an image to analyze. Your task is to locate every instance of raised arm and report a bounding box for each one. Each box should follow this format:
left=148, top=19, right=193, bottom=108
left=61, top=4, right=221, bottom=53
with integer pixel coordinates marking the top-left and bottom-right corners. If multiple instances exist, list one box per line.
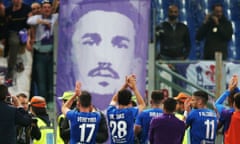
left=215, top=75, right=239, bottom=113
left=27, top=15, right=51, bottom=27
left=52, top=0, right=59, bottom=13
left=14, top=95, right=32, bottom=126
left=128, top=74, right=146, bottom=112
left=62, top=81, right=81, bottom=115
left=109, top=76, right=128, bottom=106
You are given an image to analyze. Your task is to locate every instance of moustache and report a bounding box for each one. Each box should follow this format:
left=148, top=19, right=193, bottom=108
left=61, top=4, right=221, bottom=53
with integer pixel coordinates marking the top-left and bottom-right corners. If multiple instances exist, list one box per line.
left=88, top=62, right=120, bottom=79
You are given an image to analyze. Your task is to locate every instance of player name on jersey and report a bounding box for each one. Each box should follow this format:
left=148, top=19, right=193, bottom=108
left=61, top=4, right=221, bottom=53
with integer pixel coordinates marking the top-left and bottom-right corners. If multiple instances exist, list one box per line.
left=149, top=112, right=163, bottom=117
left=77, top=117, right=97, bottom=122
left=198, top=112, right=216, bottom=117
left=109, top=113, right=125, bottom=119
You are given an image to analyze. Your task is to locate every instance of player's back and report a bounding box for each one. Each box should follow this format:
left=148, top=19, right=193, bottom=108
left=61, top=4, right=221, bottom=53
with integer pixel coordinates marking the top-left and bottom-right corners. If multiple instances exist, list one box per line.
left=107, top=105, right=138, bottom=144
left=66, top=110, right=101, bottom=144
left=135, top=108, right=163, bottom=144
left=186, top=108, right=217, bottom=144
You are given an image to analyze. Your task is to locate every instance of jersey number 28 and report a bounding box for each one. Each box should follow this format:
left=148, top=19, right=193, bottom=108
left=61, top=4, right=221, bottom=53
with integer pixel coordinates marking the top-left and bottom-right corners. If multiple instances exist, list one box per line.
left=110, top=120, right=127, bottom=138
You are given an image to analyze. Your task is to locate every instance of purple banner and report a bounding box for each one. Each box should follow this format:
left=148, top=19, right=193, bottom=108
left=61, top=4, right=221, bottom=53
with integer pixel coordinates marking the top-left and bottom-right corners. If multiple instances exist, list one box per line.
left=56, top=0, right=150, bottom=110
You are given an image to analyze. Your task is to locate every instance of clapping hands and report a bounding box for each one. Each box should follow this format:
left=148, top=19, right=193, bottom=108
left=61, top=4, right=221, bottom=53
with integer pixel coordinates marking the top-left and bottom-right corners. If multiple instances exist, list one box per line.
left=228, top=75, right=238, bottom=91
left=75, top=81, right=82, bottom=97
left=125, top=74, right=137, bottom=90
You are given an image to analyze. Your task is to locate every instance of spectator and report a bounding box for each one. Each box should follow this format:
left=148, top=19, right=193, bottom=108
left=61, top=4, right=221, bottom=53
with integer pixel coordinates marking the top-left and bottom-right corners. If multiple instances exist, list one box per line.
left=134, top=90, right=164, bottom=144
left=107, top=74, right=146, bottom=144
left=224, top=92, right=240, bottom=144
left=61, top=82, right=102, bottom=144
left=155, top=4, right=191, bottom=60
left=29, top=96, right=54, bottom=144
left=27, top=2, right=41, bottom=99
left=5, top=0, right=31, bottom=84
left=27, top=0, right=58, bottom=104
left=0, top=84, right=32, bottom=144
left=155, top=4, right=191, bottom=97
left=28, top=2, right=41, bottom=98
left=196, top=3, right=233, bottom=60
left=149, top=98, right=185, bottom=144
left=0, top=1, right=7, bottom=57
left=185, top=90, right=218, bottom=144
left=16, top=93, right=41, bottom=144
left=30, top=2, right=41, bottom=16
left=27, top=2, right=41, bottom=51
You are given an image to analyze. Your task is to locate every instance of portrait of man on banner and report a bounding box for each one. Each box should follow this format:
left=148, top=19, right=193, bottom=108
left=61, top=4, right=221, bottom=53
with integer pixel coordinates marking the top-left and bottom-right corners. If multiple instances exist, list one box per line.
left=57, top=0, right=149, bottom=110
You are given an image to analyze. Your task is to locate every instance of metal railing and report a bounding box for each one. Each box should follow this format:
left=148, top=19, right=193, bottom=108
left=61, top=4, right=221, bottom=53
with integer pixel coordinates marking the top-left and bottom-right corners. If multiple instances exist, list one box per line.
left=155, top=61, right=215, bottom=97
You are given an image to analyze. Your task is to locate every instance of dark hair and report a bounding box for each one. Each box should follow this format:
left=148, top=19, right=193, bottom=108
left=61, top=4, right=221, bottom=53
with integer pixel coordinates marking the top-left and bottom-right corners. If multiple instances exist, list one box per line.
left=151, top=90, right=164, bottom=104
left=233, top=92, right=240, bottom=109
left=163, top=98, right=177, bottom=113
left=118, top=89, right=132, bottom=106
left=193, top=90, right=208, bottom=104
left=79, top=91, right=92, bottom=108
left=0, top=84, right=8, bottom=101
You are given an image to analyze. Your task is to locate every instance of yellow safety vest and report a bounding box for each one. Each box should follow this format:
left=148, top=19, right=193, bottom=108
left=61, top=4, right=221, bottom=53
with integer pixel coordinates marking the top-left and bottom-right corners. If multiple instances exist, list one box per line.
left=33, top=117, right=54, bottom=144
left=56, top=114, right=65, bottom=144
left=175, top=113, right=189, bottom=144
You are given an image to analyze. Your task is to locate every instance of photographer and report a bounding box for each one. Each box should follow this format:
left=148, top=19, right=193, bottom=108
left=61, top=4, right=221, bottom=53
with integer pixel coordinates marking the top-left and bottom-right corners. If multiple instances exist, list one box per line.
left=16, top=93, right=41, bottom=144
left=0, top=84, right=32, bottom=144
left=196, top=3, right=233, bottom=60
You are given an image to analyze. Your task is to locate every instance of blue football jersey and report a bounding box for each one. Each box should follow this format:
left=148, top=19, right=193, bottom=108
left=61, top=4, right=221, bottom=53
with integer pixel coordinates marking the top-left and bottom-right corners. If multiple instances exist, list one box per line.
left=135, top=108, right=163, bottom=144
left=107, top=105, right=138, bottom=144
left=186, top=108, right=218, bottom=144
left=66, top=110, right=101, bottom=144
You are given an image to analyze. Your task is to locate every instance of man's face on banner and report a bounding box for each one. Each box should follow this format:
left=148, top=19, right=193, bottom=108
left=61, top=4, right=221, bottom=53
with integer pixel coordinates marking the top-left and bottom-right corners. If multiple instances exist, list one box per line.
left=72, top=10, right=136, bottom=94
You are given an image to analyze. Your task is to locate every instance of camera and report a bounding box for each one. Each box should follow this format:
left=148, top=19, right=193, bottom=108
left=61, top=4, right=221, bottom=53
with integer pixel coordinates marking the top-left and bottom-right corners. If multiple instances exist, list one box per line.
left=207, top=13, right=218, bottom=23
left=210, top=15, right=215, bottom=20
left=5, top=96, right=12, bottom=104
